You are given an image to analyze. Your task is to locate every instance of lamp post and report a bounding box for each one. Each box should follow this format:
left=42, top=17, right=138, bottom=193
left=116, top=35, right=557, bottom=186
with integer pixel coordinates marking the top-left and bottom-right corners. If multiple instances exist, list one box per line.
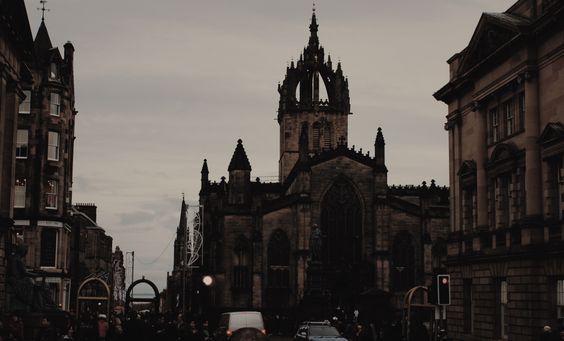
left=201, top=275, right=213, bottom=316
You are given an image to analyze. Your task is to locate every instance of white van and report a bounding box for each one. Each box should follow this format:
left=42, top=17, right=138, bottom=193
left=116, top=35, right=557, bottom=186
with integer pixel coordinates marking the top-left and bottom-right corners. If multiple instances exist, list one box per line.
left=215, top=311, right=266, bottom=341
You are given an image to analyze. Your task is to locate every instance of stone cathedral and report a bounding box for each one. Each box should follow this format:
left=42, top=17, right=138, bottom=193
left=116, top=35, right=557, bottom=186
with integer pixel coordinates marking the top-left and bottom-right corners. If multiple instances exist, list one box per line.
left=194, top=11, right=449, bottom=317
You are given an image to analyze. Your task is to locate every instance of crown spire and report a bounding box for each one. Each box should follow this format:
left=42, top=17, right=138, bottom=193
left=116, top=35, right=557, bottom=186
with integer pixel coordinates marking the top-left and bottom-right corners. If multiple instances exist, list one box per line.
left=308, top=3, right=319, bottom=47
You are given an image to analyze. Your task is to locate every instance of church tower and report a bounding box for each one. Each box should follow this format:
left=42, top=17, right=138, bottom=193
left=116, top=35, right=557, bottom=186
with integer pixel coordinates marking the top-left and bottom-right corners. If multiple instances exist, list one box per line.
left=277, top=9, right=351, bottom=181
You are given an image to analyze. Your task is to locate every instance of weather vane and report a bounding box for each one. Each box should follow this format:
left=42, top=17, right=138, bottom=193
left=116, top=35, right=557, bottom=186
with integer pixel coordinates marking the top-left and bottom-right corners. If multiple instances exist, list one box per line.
left=37, top=0, right=50, bottom=22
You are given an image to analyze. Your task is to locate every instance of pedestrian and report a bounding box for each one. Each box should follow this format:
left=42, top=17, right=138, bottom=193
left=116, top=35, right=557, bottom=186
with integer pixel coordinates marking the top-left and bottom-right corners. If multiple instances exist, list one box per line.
left=176, top=314, right=187, bottom=341
left=186, top=320, right=205, bottom=341
left=61, top=325, right=74, bottom=341
left=97, top=315, right=109, bottom=341
left=541, top=325, right=554, bottom=341
left=201, top=320, right=211, bottom=341
left=409, top=320, right=429, bottom=341
left=6, top=314, right=24, bottom=341
left=34, top=317, right=58, bottom=341
left=153, top=315, right=167, bottom=341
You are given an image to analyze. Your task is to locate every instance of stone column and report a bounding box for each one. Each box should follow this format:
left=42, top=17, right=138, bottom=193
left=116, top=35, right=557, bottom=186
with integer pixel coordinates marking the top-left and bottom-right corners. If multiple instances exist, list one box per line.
left=475, top=105, right=489, bottom=228
left=525, top=74, right=541, bottom=216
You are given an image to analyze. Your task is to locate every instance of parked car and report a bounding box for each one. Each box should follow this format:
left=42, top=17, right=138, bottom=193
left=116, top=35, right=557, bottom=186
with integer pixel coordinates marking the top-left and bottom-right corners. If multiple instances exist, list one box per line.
left=214, top=311, right=267, bottom=341
left=294, top=321, right=347, bottom=341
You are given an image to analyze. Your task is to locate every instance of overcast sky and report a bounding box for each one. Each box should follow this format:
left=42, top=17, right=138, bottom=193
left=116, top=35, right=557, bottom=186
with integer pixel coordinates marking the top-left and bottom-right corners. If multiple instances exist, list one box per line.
left=23, top=0, right=516, bottom=292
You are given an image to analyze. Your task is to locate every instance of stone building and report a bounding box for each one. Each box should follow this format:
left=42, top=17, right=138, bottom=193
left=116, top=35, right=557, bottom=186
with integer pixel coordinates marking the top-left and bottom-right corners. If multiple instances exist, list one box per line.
left=0, top=0, right=34, bottom=309
left=11, top=16, right=77, bottom=310
left=195, top=11, right=449, bottom=316
left=70, top=203, right=113, bottom=304
left=434, top=0, right=564, bottom=339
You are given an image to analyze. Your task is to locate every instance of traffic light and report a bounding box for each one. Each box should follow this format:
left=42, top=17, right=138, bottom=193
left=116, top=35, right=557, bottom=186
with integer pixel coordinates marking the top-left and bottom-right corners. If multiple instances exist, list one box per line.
left=437, top=274, right=451, bottom=305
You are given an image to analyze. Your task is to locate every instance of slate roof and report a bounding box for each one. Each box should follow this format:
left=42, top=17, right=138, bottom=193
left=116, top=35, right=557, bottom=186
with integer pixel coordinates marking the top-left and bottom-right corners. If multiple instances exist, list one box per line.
left=483, top=12, right=531, bottom=31
left=0, top=0, right=34, bottom=59
left=34, top=21, right=53, bottom=60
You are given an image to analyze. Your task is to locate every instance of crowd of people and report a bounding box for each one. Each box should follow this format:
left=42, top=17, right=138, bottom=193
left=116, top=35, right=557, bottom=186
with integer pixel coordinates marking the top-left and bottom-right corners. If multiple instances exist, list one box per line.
left=0, top=312, right=213, bottom=341
left=2, top=310, right=564, bottom=341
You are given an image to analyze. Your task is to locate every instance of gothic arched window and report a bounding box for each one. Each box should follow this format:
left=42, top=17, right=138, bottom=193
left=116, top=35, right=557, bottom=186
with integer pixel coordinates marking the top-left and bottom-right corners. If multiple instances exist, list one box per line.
left=267, top=229, right=290, bottom=307
left=267, top=229, right=290, bottom=288
left=392, top=231, right=415, bottom=291
left=321, top=177, right=362, bottom=269
left=313, top=122, right=321, bottom=151
left=233, top=236, right=250, bottom=289
left=323, top=122, right=333, bottom=149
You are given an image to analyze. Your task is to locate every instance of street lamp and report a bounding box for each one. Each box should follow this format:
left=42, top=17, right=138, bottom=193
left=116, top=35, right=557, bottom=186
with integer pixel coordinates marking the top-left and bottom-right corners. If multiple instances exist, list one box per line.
left=202, top=275, right=213, bottom=286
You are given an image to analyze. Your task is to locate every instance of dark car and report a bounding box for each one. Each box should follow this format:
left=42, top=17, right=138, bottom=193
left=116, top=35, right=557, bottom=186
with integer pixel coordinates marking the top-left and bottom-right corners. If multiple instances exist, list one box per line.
left=294, top=322, right=347, bottom=341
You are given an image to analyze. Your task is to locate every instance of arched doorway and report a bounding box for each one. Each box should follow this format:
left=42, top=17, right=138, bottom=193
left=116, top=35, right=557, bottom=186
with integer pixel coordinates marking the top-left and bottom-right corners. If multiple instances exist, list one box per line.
left=320, top=177, right=363, bottom=307
left=125, top=277, right=160, bottom=314
left=266, top=229, right=290, bottom=308
left=76, top=277, right=111, bottom=318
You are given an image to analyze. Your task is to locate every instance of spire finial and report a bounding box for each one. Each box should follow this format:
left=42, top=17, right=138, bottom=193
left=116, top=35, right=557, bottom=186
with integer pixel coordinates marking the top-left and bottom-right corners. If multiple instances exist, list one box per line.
left=309, top=2, right=319, bottom=38
left=182, top=192, right=185, bottom=201
left=37, top=0, right=51, bottom=22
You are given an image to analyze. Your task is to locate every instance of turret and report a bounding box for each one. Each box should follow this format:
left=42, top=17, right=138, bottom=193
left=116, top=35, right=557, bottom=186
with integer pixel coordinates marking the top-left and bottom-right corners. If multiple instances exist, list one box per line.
left=200, top=159, right=209, bottom=194
left=374, top=128, right=388, bottom=196
left=228, top=139, right=252, bottom=205
left=375, top=127, right=385, bottom=167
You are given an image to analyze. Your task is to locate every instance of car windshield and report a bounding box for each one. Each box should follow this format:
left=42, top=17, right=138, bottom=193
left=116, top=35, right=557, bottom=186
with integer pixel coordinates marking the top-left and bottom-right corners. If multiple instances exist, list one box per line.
left=308, top=326, right=340, bottom=337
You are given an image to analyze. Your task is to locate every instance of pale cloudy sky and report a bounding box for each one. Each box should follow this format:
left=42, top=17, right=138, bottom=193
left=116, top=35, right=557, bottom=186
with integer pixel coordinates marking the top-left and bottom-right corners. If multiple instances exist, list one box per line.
left=24, top=0, right=516, bottom=291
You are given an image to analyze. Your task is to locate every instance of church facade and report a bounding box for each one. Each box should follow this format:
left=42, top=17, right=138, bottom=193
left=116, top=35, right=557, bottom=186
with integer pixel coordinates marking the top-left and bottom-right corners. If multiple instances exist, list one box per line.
left=195, top=12, right=449, bottom=315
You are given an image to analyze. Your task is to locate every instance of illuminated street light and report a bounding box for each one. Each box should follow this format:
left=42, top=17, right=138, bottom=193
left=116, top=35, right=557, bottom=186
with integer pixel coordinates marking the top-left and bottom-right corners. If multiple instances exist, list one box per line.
left=202, top=275, right=213, bottom=286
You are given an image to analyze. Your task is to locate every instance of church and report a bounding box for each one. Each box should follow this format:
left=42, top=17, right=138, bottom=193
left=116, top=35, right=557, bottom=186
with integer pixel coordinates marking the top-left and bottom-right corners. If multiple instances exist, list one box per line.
left=174, top=10, right=449, bottom=317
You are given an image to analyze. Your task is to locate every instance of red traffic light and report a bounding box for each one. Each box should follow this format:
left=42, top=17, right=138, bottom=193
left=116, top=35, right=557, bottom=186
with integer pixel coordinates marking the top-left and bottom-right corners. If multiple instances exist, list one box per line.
left=441, top=277, right=448, bottom=285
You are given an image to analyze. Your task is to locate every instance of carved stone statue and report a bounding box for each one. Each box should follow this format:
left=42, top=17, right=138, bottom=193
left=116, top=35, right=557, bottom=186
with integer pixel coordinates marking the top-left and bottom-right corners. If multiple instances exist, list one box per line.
left=309, top=224, right=322, bottom=262
left=7, top=243, right=58, bottom=312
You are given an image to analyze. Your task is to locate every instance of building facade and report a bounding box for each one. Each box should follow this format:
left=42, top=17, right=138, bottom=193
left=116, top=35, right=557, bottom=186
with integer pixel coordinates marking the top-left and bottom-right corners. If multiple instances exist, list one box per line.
left=11, top=18, right=77, bottom=310
left=192, top=12, right=449, bottom=317
left=0, top=0, right=35, bottom=310
left=70, top=203, right=114, bottom=305
left=434, top=0, right=564, bottom=339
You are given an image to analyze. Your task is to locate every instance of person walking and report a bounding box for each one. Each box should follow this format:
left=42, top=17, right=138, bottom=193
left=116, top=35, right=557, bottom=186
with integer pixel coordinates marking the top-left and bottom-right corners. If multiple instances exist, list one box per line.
left=6, top=314, right=24, bottom=341
left=97, top=315, right=109, bottom=341
left=186, top=320, right=205, bottom=341
left=34, top=317, right=58, bottom=341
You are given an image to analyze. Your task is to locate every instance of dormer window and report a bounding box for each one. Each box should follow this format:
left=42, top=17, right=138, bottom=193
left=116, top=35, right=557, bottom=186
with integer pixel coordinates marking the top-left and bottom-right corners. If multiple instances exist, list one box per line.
left=50, top=63, right=58, bottom=79
left=50, top=93, right=60, bottom=116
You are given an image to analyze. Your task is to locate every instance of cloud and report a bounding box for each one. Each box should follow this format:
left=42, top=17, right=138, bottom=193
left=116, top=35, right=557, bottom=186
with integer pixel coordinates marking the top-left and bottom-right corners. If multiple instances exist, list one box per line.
left=118, top=211, right=156, bottom=226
